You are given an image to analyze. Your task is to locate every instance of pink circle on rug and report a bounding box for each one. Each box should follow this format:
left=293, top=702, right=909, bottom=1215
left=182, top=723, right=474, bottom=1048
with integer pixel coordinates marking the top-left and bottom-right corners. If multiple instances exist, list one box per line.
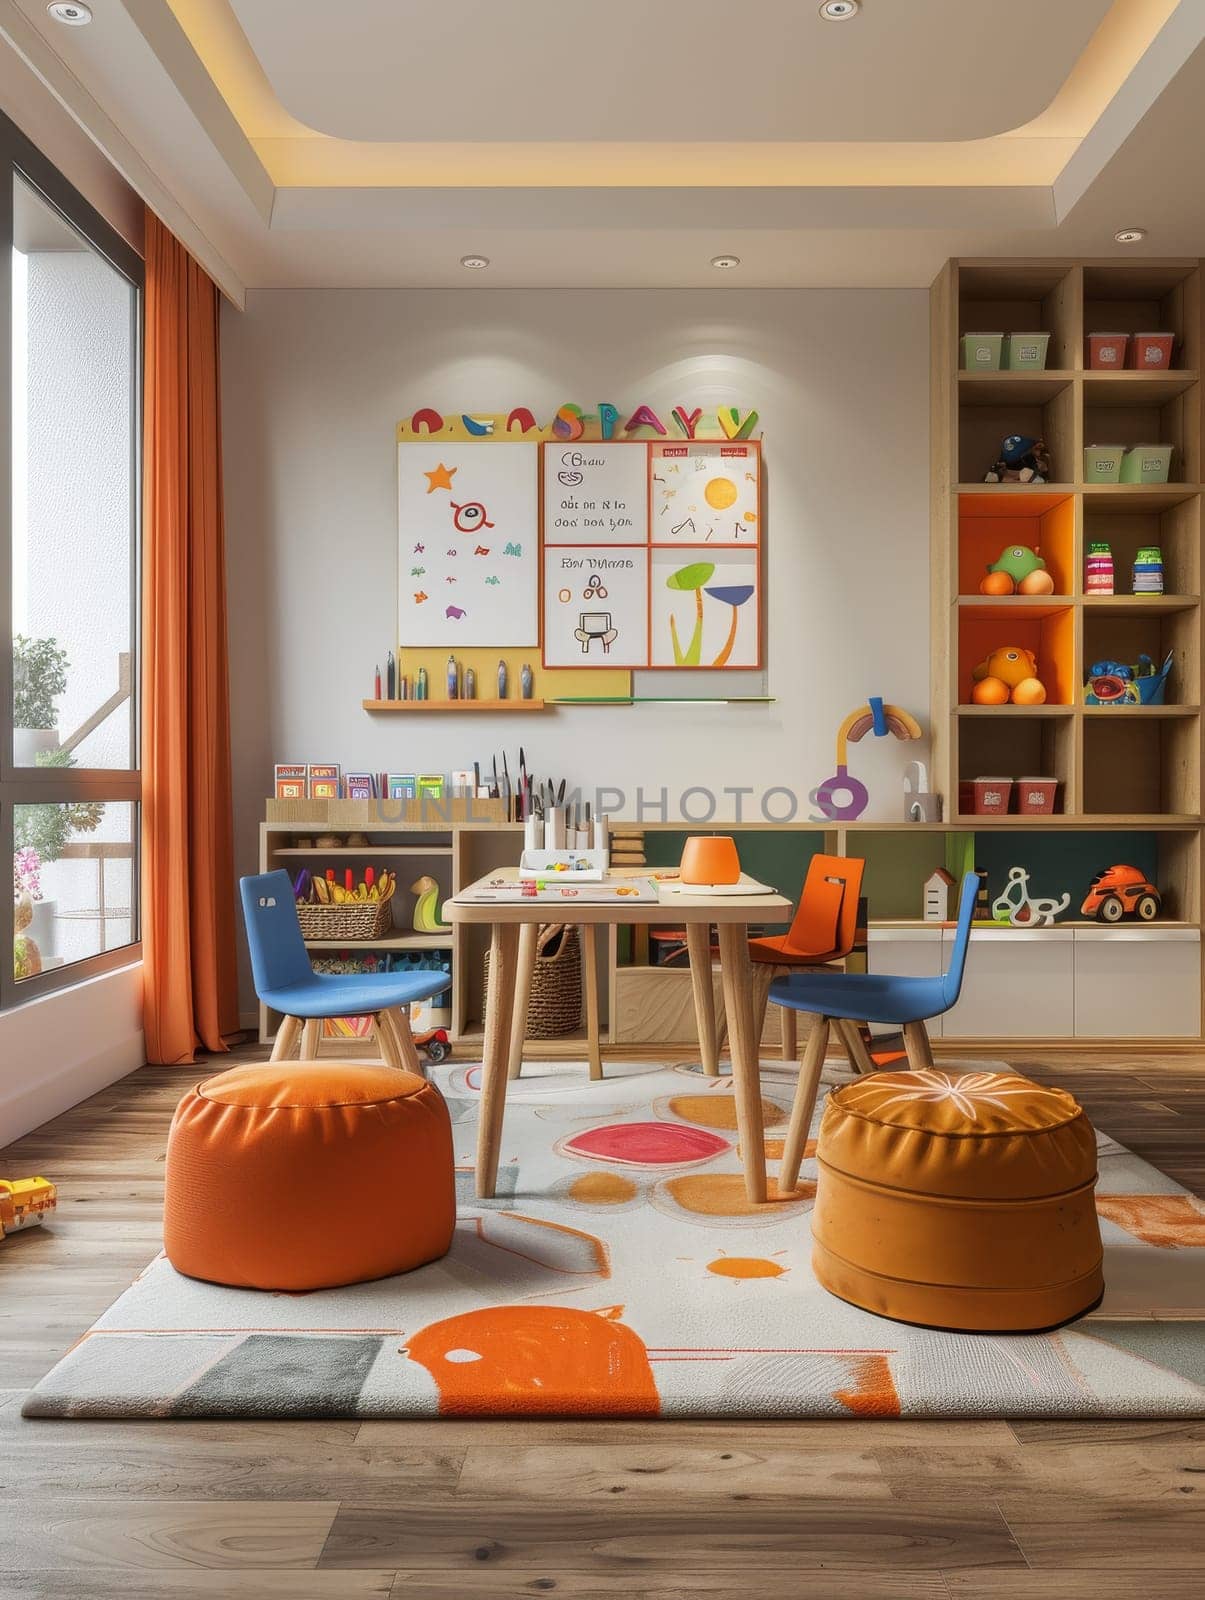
left=560, top=1121, right=730, bottom=1169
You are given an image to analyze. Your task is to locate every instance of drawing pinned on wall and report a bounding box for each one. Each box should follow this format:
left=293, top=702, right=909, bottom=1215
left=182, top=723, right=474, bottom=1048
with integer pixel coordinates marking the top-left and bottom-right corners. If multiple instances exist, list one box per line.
left=650, top=549, right=760, bottom=670
left=651, top=441, right=760, bottom=545
left=398, top=443, right=538, bottom=647
left=543, top=547, right=649, bottom=668
left=542, top=442, right=649, bottom=545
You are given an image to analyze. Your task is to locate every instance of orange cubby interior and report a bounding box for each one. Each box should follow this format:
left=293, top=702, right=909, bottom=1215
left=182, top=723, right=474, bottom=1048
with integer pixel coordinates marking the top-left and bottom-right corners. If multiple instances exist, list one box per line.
left=957, top=605, right=1076, bottom=705
left=957, top=494, right=1075, bottom=596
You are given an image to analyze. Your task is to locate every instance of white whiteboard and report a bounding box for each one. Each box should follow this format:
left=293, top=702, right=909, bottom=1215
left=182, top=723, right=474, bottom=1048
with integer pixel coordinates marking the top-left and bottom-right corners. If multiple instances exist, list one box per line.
left=651, top=441, right=761, bottom=546
left=542, top=442, right=648, bottom=545
left=543, top=546, right=649, bottom=668
left=398, top=443, right=538, bottom=648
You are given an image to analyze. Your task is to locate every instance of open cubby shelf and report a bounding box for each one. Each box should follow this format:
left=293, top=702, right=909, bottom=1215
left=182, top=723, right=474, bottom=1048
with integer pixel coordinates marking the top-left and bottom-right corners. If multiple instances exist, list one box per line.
left=934, top=259, right=1203, bottom=1035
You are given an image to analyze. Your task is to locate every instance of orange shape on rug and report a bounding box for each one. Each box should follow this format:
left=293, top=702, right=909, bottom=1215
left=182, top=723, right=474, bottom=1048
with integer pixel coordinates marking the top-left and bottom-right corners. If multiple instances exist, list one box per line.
left=660, top=1173, right=813, bottom=1216
left=404, top=1304, right=660, bottom=1416
left=834, top=1353, right=901, bottom=1417
left=568, top=1172, right=639, bottom=1205
left=706, top=1256, right=789, bottom=1280
left=1095, top=1194, right=1205, bottom=1248
left=759, top=1137, right=818, bottom=1162
left=663, top=1093, right=786, bottom=1131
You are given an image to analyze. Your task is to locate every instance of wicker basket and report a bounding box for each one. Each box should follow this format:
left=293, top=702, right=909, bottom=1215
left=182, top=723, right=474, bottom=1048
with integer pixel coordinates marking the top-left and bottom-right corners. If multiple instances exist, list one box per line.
left=296, top=898, right=393, bottom=943
left=484, top=923, right=582, bottom=1037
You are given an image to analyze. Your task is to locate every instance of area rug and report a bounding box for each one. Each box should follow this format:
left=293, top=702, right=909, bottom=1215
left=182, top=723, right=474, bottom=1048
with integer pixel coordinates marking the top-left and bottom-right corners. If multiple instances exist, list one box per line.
left=23, top=1060, right=1205, bottom=1420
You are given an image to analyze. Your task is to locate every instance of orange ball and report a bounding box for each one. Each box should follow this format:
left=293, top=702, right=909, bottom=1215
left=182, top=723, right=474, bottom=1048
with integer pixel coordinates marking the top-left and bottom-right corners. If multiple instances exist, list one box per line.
left=979, top=571, right=1015, bottom=596
left=1012, top=677, right=1048, bottom=705
left=971, top=677, right=1010, bottom=705
left=1017, top=569, right=1055, bottom=595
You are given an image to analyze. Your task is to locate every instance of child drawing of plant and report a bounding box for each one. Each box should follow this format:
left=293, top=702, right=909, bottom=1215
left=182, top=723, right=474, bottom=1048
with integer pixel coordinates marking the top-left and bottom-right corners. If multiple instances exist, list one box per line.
left=665, top=561, right=715, bottom=666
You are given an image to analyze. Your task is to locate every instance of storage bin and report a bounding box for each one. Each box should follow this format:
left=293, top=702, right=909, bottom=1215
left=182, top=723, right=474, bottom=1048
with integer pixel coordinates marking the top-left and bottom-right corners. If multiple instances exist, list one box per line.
left=1083, top=444, right=1125, bottom=483
left=1087, top=332, right=1129, bottom=369
left=1128, top=332, right=1175, bottom=370
left=1015, top=777, right=1059, bottom=816
left=960, top=333, right=1003, bottom=371
left=1003, top=332, right=1050, bottom=370
left=970, top=776, right=1012, bottom=816
left=1120, top=443, right=1173, bottom=484
left=484, top=923, right=582, bottom=1038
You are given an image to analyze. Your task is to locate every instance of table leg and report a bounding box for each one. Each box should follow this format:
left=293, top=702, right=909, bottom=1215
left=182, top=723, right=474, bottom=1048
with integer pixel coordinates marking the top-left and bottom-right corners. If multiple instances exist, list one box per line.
left=477, top=922, right=520, bottom=1199
left=581, top=923, right=603, bottom=1081
left=751, top=962, right=774, bottom=1057
left=781, top=1004, right=798, bottom=1063
left=717, top=923, right=768, bottom=1204
left=685, top=922, right=719, bottom=1077
left=508, top=922, right=538, bottom=1081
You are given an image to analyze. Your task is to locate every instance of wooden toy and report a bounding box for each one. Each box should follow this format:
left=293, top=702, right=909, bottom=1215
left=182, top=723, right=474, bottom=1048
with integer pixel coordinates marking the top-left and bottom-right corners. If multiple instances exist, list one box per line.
left=983, top=435, right=1051, bottom=484
left=971, top=646, right=1047, bottom=705
left=992, top=866, right=1070, bottom=927
left=0, top=1175, right=56, bottom=1240
left=979, top=543, right=1054, bottom=595
left=923, top=867, right=955, bottom=922
left=411, top=875, right=451, bottom=933
left=809, top=698, right=924, bottom=821
left=903, top=759, right=941, bottom=822
left=1081, top=865, right=1161, bottom=923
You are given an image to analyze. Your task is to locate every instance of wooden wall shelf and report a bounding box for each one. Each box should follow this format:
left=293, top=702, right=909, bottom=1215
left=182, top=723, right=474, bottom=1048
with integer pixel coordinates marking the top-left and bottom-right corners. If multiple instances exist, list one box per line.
left=362, top=698, right=546, bottom=713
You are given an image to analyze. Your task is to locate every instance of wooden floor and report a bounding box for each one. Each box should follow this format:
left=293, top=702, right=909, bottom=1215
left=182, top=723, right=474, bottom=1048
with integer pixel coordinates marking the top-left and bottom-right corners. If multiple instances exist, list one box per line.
left=1, top=1045, right=1203, bottom=1599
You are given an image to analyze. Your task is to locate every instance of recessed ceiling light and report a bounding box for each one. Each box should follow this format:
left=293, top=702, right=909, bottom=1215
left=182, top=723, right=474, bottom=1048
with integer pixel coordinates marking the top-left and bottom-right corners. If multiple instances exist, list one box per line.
left=459, top=254, right=490, bottom=270
left=1114, top=227, right=1147, bottom=244
left=819, top=1, right=860, bottom=19
left=710, top=254, right=741, bottom=270
left=47, top=2, right=92, bottom=23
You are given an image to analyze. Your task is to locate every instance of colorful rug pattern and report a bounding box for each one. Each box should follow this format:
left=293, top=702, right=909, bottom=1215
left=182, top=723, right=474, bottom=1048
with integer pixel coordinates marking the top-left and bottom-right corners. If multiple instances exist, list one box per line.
left=23, top=1061, right=1205, bottom=1419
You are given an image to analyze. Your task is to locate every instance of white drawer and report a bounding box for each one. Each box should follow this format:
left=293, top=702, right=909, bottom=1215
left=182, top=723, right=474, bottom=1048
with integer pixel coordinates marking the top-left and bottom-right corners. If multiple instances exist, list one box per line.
left=1073, top=930, right=1201, bottom=1038
left=868, top=928, right=946, bottom=1037
left=941, top=928, right=1075, bottom=1038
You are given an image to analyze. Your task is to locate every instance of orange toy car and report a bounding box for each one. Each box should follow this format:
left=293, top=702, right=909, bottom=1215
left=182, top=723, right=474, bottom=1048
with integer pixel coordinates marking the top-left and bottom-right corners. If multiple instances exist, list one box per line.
left=1081, top=865, right=1161, bottom=923
left=0, top=1176, right=56, bottom=1241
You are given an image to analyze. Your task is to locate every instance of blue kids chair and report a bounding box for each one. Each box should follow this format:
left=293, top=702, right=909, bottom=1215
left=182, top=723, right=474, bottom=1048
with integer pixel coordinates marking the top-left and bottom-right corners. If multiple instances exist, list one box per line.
left=770, top=870, right=979, bottom=1194
left=241, top=871, right=452, bottom=1073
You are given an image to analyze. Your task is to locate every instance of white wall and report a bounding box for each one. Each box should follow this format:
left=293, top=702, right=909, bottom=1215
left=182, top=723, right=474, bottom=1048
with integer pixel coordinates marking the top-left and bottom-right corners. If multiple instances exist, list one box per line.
left=0, top=963, right=144, bottom=1148
left=222, top=288, right=930, bottom=1007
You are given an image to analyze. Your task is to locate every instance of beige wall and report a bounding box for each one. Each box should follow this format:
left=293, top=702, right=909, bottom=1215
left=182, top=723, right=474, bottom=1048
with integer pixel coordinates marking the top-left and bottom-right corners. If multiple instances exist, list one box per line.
left=222, top=286, right=931, bottom=1011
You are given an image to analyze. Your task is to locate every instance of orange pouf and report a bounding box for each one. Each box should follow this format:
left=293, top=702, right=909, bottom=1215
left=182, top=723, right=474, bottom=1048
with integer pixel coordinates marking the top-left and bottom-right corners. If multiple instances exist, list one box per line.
left=812, top=1069, right=1104, bottom=1332
left=164, top=1062, right=455, bottom=1291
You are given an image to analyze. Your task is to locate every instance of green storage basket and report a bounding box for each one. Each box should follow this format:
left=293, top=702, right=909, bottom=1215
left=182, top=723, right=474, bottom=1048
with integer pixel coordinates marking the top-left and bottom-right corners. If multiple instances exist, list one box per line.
left=1003, top=332, right=1050, bottom=370
left=1083, top=445, right=1124, bottom=484
left=1119, top=444, right=1173, bottom=484
left=960, top=333, right=1003, bottom=371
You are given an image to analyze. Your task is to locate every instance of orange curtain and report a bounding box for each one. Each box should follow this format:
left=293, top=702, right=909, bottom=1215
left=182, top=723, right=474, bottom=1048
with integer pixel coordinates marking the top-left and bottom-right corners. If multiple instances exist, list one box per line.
left=141, top=209, right=238, bottom=1064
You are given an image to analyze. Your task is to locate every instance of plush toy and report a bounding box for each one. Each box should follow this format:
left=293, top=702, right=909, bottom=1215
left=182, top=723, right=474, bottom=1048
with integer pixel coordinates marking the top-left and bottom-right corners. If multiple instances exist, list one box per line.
left=979, top=543, right=1055, bottom=596
left=971, top=646, right=1047, bottom=705
left=13, top=893, right=41, bottom=981
left=983, top=435, right=1051, bottom=485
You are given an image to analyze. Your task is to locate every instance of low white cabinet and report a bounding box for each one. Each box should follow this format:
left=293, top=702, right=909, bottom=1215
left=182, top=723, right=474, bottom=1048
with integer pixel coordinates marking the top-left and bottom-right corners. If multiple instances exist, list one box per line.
left=942, top=927, right=1076, bottom=1039
left=867, top=927, right=945, bottom=1037
left=1073, top=927, right=1201, bottom=1038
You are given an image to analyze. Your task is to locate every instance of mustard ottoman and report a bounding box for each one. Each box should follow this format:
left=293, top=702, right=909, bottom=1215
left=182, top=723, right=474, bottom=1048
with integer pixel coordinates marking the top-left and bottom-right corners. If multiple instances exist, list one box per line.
left=812, top=1068, right=1104, bottom=1331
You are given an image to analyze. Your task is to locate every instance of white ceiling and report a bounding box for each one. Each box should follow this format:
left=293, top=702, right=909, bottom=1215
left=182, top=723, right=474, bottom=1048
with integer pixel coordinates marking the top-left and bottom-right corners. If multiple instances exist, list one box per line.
left=227, top=0, right=1112, bottom=144
left=0, top=0, right=1203, bottom=304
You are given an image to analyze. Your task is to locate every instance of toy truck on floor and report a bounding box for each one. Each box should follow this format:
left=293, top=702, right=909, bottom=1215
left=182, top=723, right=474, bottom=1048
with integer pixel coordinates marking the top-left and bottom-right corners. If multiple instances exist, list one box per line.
left=1081, top=866, right=1161, bottom=923
left=0, top=1176, right=56, bottom=1240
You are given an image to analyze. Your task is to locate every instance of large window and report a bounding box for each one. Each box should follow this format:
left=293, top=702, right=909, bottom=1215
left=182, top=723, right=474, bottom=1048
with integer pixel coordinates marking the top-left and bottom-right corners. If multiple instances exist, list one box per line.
left=2, top=113, right=141, bottom=1005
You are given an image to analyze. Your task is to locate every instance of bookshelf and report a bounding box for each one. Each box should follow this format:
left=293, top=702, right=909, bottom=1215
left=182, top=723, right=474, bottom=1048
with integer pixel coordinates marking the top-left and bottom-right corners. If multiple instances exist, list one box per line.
left=931, top=257, right=1203, bottom=1037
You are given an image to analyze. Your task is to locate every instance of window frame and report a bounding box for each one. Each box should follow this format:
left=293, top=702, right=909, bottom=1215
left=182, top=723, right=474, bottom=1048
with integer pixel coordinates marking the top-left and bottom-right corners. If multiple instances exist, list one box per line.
left=0, top=109, right=143, bottom=1008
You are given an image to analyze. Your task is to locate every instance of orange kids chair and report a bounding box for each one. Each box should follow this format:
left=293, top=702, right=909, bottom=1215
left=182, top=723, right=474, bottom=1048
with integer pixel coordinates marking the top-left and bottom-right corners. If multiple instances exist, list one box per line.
left=745, top=853, right=865, bottom=1060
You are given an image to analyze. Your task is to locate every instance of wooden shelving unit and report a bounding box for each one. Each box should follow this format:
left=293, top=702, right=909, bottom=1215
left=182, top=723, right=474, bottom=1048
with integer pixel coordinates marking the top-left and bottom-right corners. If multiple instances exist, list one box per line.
left=932, top=256, right=1204, bottom=1038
